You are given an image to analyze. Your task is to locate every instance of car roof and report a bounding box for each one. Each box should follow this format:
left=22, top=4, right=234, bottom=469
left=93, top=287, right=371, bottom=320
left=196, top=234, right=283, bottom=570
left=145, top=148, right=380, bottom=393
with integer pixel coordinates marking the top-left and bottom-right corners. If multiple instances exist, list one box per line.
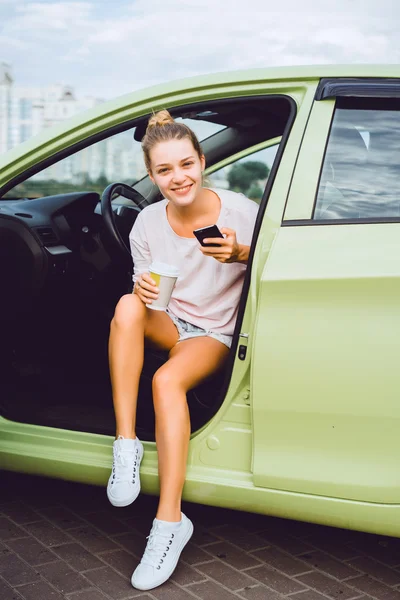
left=82, top=64, right=400, bottom=126
left=1, top=64, right=399, bottom=176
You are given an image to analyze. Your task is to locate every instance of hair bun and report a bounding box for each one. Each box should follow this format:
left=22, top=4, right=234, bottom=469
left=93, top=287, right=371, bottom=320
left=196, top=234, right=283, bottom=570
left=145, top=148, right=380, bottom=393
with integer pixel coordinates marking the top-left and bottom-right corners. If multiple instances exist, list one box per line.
left=147, top=110, right=175, bottom=130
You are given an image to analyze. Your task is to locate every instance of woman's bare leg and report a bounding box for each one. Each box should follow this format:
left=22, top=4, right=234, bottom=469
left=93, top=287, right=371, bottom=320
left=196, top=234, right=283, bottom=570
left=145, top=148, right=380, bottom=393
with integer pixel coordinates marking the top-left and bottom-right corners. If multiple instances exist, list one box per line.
left=109, top=294, right=179, bottom=439
left=152, top=337, right=229, bottom=522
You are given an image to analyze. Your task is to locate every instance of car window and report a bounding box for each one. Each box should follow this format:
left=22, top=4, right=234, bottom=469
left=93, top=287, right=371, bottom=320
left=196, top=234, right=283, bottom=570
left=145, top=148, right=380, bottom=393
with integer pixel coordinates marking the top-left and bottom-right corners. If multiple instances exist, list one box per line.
left=207, top=145, right=278, bottom=204
left=3, top=119, right=225, bottom=200
left=314, top=98, right=400, bottom=220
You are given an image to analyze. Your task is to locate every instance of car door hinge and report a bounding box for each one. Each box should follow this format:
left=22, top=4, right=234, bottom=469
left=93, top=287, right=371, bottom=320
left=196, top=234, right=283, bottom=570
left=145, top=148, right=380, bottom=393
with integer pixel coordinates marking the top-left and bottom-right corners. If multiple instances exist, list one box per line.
left=243, top=387, right=251, bottom=405
left=238, top=333, right=249, bottom=361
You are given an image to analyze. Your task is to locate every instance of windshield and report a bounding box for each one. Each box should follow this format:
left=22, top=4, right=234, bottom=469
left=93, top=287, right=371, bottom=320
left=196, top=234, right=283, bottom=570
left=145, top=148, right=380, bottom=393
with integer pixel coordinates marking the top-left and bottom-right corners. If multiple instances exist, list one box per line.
left=2, top=119, right=225, bottom=200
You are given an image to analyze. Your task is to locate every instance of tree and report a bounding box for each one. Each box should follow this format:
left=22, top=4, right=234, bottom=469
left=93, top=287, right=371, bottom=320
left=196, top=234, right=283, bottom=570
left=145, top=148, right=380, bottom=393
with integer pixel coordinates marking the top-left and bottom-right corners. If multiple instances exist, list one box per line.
left=247, top=182, right=264, bottom=203
left=96, top=174, right=109, bottom=189
left=227, top=161, right=269, bottom=195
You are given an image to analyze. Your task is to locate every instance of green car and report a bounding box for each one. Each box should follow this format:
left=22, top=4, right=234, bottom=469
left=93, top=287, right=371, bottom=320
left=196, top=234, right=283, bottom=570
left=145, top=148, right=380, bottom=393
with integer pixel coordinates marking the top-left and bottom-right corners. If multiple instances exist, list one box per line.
left=1, top=65, right=400, bottom=539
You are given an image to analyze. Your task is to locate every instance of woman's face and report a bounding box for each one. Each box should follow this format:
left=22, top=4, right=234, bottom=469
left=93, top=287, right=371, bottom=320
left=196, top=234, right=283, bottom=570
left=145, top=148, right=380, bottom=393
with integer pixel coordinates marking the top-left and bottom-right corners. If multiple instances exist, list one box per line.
left=149, top=137, right=205, bottom=208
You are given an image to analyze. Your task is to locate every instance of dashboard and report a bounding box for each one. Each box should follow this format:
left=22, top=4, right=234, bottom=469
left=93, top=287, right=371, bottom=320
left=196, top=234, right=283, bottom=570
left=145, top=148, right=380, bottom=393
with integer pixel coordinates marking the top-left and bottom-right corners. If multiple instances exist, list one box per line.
left=0, top=191, right=140, bottom=318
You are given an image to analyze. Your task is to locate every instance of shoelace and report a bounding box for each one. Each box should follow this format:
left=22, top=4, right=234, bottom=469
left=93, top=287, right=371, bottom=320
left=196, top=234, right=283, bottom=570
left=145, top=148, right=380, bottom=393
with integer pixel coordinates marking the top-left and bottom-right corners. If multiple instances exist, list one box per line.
left=141, top=522, right=175, bottom=569
left=112, top=442, right=137, bottom=484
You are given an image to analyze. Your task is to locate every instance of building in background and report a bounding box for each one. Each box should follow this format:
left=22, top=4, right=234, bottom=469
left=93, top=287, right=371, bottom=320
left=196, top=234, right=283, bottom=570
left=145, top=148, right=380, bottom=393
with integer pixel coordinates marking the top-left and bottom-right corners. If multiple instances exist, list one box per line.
left=0, top=62, right=100, bottom=151
left=0, top=63, right=13, bottom=155
left=0, top=63, right=145, bottom=185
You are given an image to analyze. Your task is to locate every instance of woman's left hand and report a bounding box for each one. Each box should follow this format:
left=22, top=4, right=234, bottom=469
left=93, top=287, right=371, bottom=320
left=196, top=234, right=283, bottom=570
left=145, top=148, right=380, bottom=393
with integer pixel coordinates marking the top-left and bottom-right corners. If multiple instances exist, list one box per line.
left=200, top=227, right=247, bottom=264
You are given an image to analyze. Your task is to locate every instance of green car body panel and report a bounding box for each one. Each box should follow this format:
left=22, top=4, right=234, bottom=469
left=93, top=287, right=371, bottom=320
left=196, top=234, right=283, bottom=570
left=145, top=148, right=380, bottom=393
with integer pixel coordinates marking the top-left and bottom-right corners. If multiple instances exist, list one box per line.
left=1, top=64, right=400, bottom=538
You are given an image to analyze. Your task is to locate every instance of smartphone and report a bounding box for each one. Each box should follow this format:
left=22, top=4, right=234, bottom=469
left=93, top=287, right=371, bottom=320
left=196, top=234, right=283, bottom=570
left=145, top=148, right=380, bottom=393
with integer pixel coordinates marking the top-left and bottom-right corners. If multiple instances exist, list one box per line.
left=193, top=224, right=224, bottom=247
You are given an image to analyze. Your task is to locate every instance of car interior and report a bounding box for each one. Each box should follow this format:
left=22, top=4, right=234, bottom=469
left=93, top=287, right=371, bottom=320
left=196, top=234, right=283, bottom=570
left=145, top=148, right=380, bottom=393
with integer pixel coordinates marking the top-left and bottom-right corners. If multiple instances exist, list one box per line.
left=0, top=95, right=294, bottom=441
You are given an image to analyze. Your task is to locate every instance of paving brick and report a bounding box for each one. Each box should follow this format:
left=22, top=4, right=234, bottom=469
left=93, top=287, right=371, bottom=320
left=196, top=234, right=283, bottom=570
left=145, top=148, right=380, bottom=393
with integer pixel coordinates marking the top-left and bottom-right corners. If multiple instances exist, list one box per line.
left=345, top=557, right=400, bottom=586
left=15, top=580, right=64, bottom=600
left=246, top=565, right=307, bottom=595
left=0, top=541, right=11, bottom=561
left=180, top=541, right=214, bottom=566
left=258, top=531, right=316, bottom=557
left=99, top=549, right=138, bottom=578
left=126, top=596, right=156, bottom=600
left=295, top=571, right=361, bottom=600
left=211, top=525, right=268, bottom=552
left=0, top=545, right=40, bottom=586
left=186, top=580, right=243, bottom=599
left=343, top=597, right=372, bottom=600
left=37, top=506, right=88, bottom=530
left=346, top=574, right=400, bottom=600
left=206, top=541, right=262, bottom=570
left=7, top=537, right=58, bottom=566
left=0, top=576, right=23, bottom=599
left=0, top=517, right=26, bottom=541
left=112, top=531, right=147, bottom=557
left=304, top=540, right=360, bottom=562
left=83, top=511, right=128, bottom=536
left=237, top=584, right=286, bottom=600
left=196, top=559, right=258, bottom=591
left=5, top=471, right=400, bottom=600
left=290, top=591, right=339, bottom=600
left=297, top=550, right=361, bottom=580
left=170, top=561, right=206, bottom=586
left=251, top=547, right=312, bottom=577
left=68, top=525, right=119, bottom=554
left=84, top=566, right=142, bottom=599
left=52, top=542, right=104, bottom=571
left=65, top=590, right=109, bottom=599
left=124, top=517, right=157, bottom=537
left=150, top=579, right=195, bottom=599
left=24, top=520, right=71, bottom=547
left=37, top=560, right=93, bottom=594
left=190, top=526, right=220, bottom=547
left=347, top=537, right=400, bottom=568
left=304, top=530, right=362, bottom=561
left=0, top=503, right=40, bottom=526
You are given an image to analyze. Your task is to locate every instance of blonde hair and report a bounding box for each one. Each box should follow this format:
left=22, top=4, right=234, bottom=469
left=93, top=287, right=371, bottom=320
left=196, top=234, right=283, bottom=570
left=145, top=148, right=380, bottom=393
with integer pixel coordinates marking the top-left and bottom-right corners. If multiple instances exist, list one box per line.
left=142, top=109, right=203, bottom=172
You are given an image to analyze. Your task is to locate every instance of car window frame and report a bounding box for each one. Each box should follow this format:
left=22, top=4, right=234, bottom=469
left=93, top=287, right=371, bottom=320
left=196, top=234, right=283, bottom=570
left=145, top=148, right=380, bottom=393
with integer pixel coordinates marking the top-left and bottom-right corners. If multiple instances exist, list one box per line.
left=310, top=96, right=400, bottom=224
left=283, top=78, right=400, bottom=225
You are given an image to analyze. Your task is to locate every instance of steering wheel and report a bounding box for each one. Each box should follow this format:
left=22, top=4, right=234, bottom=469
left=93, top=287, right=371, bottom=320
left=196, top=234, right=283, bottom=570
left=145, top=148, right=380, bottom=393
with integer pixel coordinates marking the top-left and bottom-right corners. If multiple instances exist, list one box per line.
left=101, top=182, right=150, bottom=264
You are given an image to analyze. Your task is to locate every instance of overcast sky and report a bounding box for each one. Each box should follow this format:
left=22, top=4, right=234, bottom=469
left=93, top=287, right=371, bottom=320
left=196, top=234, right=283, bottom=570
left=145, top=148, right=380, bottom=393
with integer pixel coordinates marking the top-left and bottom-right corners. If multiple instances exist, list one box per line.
left=0, top=0, right=399, bottom=100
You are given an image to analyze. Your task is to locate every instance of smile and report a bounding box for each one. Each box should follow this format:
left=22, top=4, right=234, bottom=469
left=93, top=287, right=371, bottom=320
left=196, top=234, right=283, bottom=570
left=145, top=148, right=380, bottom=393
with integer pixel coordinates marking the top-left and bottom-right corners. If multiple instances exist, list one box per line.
left=172, top=184, right=192, bottom=194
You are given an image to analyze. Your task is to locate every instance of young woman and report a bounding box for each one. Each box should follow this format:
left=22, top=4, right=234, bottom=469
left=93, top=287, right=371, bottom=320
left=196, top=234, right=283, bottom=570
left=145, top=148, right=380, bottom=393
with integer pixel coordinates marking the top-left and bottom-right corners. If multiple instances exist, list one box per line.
left=107, top=110, right=258, bottom=591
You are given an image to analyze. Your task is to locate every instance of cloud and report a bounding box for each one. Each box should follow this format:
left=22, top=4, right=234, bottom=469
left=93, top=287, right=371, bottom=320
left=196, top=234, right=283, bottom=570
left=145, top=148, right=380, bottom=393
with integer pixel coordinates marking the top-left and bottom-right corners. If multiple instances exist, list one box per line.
left=0, top=0, right=399, bottom=99
left=10, top=2, right=92, bottom=34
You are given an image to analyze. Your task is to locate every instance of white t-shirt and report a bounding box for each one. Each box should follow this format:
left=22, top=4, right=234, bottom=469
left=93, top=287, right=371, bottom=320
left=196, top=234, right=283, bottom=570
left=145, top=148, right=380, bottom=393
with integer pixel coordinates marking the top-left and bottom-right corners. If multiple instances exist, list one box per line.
left=129, top=188, right=258, bottom=335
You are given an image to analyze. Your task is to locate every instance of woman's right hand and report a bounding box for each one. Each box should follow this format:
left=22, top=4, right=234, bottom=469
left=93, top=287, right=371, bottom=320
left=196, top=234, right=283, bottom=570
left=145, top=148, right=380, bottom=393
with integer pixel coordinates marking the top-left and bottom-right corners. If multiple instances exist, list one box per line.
left=133, top=272, right=159, bottom=305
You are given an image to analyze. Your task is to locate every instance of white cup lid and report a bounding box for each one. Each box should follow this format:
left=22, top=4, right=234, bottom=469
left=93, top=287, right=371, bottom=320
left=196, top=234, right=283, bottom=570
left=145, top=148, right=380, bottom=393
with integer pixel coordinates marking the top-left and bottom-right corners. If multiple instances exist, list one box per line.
left=149, top=261, right=180, bottom=277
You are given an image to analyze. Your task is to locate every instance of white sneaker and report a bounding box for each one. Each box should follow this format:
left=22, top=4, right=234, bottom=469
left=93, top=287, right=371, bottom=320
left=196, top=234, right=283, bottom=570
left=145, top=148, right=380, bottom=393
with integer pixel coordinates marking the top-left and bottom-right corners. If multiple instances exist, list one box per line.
left=131, top=513, right=194, bottom=590
left=107, top=436, right=143, bottom=507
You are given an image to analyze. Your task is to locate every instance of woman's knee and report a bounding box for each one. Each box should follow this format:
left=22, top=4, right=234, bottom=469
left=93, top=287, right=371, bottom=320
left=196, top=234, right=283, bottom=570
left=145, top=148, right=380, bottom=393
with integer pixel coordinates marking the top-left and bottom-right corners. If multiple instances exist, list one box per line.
left=112, top=294, right=146, bottom=329
left=152, top=367, right=186, bottom=408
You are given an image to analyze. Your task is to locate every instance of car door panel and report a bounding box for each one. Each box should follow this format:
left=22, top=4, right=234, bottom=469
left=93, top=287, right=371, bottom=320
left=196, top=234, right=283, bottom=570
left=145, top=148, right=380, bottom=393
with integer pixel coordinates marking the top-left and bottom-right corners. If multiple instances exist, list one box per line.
left=252, top=84, right=400, bottom=505
left=252, top=223, right=400, bottom=503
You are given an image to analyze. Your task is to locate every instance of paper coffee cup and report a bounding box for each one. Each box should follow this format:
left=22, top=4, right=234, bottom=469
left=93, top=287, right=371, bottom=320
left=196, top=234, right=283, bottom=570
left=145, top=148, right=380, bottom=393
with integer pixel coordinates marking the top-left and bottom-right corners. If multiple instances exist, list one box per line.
left=146, top=261, right=179, bottom=311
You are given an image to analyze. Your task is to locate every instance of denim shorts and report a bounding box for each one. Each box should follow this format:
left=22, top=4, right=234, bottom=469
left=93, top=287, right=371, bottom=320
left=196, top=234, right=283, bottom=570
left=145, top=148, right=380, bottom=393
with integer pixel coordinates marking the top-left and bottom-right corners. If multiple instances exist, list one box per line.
left=166, top=310, right=232, bottom=349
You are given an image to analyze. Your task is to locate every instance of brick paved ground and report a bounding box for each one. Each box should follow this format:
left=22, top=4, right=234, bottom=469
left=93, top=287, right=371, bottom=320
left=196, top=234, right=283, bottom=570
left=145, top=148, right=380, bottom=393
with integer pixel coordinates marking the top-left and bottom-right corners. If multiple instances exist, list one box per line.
left=2, top=471, right=400, bottom=600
